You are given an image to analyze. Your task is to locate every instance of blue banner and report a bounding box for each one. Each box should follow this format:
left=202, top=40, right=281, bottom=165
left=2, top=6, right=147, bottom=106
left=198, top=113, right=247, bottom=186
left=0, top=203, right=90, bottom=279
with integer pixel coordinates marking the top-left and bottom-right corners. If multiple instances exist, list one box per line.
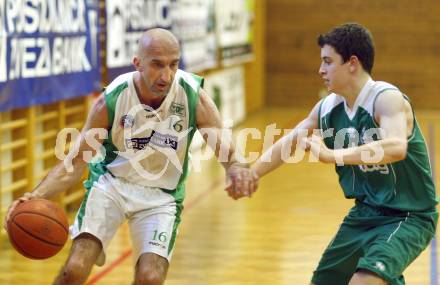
left=0, top=0, right=101, bottom=111
left=105, top=0, right=172, bottom=82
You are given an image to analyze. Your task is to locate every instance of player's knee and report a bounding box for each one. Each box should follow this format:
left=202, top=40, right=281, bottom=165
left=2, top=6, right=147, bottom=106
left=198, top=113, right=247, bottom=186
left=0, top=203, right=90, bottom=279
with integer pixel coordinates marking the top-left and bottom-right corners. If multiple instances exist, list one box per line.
left=61, top=259, right=92, bottom=283
left=134, top=268, right=165, bottom=285
left=134, top=253, right=168, bottom=285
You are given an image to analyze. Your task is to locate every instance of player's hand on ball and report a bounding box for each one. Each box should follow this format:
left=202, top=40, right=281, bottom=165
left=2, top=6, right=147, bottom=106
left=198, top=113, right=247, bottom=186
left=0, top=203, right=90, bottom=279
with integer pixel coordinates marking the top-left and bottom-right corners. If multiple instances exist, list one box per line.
left=4, top=192, right=38, bottom=230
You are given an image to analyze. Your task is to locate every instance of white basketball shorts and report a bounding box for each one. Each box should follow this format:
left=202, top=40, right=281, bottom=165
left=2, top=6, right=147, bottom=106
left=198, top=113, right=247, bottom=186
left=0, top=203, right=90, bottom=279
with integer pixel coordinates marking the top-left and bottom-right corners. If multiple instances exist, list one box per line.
left=70, top=173, right=181, bottom=266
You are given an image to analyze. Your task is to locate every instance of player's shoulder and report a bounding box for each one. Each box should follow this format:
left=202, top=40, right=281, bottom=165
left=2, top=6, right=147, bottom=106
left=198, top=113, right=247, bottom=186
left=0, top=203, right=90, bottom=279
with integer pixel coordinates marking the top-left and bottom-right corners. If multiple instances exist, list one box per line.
left=105, top=72, right=134, bottom=94
left=373, top=81, right=407, bottom=118
left=175, top=69, right=204, bottom=92
left=371, top=80, right=400, bottom=95
left=319, top=93, right=344, bottom=117
left=372, top=80, right=404, bottom=106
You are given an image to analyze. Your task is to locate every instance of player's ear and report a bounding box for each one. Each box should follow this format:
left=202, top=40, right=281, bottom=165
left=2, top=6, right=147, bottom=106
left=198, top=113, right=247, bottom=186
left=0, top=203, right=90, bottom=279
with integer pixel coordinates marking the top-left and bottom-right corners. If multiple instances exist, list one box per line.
left=348, top=55, right=360, bottom=73
left=133, top=56, right=143, bottom=72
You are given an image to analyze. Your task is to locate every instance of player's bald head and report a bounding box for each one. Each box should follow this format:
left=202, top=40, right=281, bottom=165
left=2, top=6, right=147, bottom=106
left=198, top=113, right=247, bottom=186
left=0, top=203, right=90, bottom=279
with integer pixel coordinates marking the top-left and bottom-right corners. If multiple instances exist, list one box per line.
left=137, top=28, right=180, bottom=57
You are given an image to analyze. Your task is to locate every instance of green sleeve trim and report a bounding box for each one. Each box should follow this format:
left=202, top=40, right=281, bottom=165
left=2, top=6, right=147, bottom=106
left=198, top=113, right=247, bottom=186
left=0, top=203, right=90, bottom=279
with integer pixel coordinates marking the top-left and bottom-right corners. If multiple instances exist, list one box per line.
left=172, top=76, right=202, bottom=189
left=105, top=82, right=128, bottom=129
left=190, top=73, right=205, bottom=89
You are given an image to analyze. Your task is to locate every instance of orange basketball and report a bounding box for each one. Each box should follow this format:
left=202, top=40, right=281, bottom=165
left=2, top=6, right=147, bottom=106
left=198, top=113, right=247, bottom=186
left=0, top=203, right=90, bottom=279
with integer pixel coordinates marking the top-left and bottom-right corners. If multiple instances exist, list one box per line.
left=7, top=199, right=69, bottom=259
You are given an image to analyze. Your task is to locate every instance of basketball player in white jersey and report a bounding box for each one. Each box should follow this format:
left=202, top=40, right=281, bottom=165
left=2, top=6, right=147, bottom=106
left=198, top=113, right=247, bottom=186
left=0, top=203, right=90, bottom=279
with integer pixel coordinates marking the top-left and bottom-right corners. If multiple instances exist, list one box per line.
left=5, top=28, right=258, bottom=285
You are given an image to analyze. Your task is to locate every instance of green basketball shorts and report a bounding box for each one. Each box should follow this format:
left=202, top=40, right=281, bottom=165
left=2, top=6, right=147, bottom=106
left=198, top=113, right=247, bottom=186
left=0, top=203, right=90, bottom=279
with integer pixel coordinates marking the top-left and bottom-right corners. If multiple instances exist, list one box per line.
left=311, top=201, right=438, bottom=285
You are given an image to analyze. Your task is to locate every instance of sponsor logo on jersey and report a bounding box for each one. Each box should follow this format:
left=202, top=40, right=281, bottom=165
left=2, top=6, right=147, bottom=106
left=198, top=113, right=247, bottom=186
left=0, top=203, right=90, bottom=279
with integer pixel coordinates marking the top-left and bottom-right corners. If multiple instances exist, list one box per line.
left=120, top=115, right=135, bottom=128
left=125, top=130, right=178, bottom=150
left=117, top=104, right=192, bottom=179
left=359, top=164, right=390, bottom=175
left=170, top=102, right=186, bottom=117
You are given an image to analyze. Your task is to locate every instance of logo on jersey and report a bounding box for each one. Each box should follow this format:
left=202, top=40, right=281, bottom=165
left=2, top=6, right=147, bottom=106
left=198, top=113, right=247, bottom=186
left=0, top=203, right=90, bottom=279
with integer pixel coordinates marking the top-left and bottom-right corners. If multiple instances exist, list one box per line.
left=359, top=164, right=390, bottom=174
left=170, top=102, right=186, bottom=117
left=117, top=103, right=192, bottom=180
left=374, top=261, right=386, bottom=272
left=120, top=115, right=135, bottom=128
left=125, top=130, right=178, bottom=150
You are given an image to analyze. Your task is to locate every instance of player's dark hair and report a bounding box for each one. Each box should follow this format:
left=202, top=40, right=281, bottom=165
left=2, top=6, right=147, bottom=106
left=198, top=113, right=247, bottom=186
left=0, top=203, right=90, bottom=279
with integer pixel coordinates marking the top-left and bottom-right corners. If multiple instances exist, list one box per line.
left=317, top=23, right=375, bottom=74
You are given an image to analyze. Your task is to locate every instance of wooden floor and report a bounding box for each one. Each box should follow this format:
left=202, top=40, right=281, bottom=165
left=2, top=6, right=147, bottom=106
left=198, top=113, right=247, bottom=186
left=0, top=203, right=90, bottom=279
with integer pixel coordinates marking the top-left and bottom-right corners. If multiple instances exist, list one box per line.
left=0, top=108, right=439, bottom=285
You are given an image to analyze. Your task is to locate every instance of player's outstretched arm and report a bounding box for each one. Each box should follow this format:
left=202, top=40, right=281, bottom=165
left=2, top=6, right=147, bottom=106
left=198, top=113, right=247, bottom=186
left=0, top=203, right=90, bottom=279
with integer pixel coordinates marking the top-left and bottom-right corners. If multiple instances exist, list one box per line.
left=4, top=94, right=109, bottom=228
left=251, top=100, right=321, bottom=178
left=196, top=88, right=257, bottom=199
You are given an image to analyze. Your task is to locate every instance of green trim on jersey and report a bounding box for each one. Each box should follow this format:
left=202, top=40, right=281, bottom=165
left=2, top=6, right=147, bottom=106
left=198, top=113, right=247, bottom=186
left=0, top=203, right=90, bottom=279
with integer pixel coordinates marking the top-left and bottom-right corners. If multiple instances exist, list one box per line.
left=105, top=82, right=128, bottom=127
left=79, top=82, right=127, bottom=229
left=79, top=74, right=202, bottom=229
left=190, top=73, right=205, bottom=89
left=164, top=73, right=202, bottom=254
left=160, top=75, right=202, bottom=204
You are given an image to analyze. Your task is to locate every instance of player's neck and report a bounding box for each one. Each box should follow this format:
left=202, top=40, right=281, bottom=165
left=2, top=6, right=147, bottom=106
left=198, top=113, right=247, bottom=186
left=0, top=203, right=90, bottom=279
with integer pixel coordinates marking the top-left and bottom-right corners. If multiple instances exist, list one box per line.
left=133, top=73, right=166, bottom=109
left=339, top=73, right=371, bottom=109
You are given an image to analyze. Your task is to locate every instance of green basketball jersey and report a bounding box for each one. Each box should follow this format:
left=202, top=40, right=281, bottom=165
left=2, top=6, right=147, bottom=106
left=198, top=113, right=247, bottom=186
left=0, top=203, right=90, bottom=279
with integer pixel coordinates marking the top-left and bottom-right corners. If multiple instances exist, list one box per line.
left=318, top=79, right=437, bottom=211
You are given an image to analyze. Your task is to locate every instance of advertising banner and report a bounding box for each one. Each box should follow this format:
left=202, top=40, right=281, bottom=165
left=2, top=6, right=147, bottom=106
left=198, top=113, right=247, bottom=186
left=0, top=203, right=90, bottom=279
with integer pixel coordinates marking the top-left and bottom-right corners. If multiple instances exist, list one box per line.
left=215, top=0, right=254, bottom=66
left=0, top=0, right=101, bottom=111
left=106, top=0, right=172, bottom=81
left=171, top=0, right=217, bottom=72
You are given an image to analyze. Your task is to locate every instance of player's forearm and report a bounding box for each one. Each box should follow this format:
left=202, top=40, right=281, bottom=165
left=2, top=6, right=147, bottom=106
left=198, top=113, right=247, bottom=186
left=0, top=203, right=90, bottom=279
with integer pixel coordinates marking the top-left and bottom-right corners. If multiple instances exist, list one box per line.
left=332, top=138, right=408, bottom=165
left=252, top=133, right=297, bottom=177
left=220, top=145, right=249, bottom=170
left=204, top=127, right=246, bottom=170
left=32, top=158, right=87, bottom=199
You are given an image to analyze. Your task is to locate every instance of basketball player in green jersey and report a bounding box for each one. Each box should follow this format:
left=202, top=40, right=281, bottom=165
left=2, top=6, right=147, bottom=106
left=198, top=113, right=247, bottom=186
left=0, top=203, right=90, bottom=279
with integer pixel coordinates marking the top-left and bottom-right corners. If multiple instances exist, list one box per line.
left=5, top=28, right=256, bottom=285
left=252, top=23, right=438, bottom=284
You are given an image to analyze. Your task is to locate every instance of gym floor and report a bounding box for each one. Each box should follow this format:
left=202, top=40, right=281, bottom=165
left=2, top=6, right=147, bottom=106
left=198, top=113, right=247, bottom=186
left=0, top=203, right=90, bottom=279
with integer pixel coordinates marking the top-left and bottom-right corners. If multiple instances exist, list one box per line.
left=1, top=107, right=439, bottom=285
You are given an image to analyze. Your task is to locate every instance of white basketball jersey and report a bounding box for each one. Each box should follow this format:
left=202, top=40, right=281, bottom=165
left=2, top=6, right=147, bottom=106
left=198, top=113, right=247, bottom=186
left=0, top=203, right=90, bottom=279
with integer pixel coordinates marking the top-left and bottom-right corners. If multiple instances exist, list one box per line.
left=100, top=70, right=202, bottom=190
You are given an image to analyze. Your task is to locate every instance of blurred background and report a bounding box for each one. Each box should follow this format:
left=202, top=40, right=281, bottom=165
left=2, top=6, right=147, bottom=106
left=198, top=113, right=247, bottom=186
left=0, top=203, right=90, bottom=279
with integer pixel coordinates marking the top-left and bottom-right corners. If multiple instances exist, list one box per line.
left=1, top=0, right=439, bottom=284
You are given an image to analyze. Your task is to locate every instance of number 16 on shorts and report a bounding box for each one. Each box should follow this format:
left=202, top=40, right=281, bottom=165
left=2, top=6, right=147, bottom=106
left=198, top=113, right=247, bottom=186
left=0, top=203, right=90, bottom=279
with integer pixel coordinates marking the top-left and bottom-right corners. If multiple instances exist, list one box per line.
left=149, top=230, right=168, bottom=250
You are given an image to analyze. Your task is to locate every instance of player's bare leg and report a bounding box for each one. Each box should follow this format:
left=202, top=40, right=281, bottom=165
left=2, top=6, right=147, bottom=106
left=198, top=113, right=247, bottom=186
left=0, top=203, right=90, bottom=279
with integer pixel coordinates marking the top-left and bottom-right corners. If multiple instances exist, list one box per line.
left=133, top=253, right=169, bottom=285
left=53, top=233, right=102, bottom=285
